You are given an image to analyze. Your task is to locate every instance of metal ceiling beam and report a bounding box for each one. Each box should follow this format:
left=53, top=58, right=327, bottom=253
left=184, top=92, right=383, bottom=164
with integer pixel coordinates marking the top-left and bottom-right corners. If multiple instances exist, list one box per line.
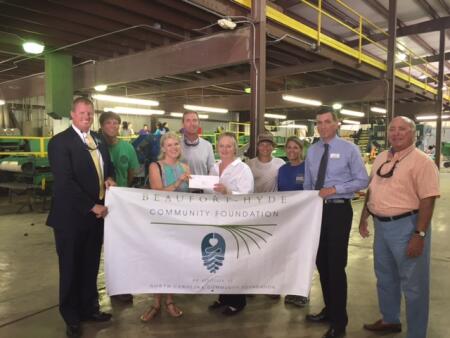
left=249, top=0, right=267, bottom=157
left=271, top=1, right=345, bottom=43
left=271, top=0, right=301, bottom=8
left=364, top=0, right=438, bottom=56
left=75, top=27, right=251, bottom=88
left=0, top=16, right=131, bottom=56
left=398, top=16, right=450, bottom=36
left=365, top=0, right=450, bottom=84
left=0, top=72, right=45, bottom=99
left=102, top=0, right=204, bottom=31
left=395, top=51, right=450, bottom=68
left=51, top=1, right=186, bottom=41
left=184, top=0, right=246, bottom=18
left=347, top=16, right=450, bottom=47
left=121, top=60, right=334, bottom=96
left=0, top=6, right=149, bottom=52
left=0, top=0, right=169, bottom=46
left=0, top=27, right=252, bottom=99
left=154, top=0, right=219, bottom=23
left=435, top=28, right=445, bottom=167
left=395, top=101, right=440, bottom=115
left=161, top=80, right=388, bottom=112
left=386, top=0, right=397, bottom=122
left=265, top=22, right=435, bottom=100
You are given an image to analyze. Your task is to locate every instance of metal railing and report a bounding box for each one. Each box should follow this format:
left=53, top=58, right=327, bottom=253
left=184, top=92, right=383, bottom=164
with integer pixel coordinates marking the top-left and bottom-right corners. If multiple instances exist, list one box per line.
left=233, top=0, right=450, bottom=100
left=0, top=136, right=50, bottom=157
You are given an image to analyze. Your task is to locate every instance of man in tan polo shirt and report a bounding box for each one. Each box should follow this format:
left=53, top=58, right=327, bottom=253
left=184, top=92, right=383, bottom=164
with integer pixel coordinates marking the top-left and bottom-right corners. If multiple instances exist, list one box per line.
left=359, top=116, right=439, bottom=338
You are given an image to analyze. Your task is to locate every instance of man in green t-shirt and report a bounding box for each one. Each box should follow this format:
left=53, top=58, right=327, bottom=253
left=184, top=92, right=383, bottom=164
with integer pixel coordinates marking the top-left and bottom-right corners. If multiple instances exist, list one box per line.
left=99, top=111, right=139, bottom=303
left=100, top=112, right=139, bottom=188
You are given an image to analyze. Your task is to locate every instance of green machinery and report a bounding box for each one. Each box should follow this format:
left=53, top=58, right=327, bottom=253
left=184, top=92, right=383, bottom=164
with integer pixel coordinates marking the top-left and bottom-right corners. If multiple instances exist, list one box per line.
left=0, top=135, right=52, bottom=212
left=442, top=143, right=450, bottom=168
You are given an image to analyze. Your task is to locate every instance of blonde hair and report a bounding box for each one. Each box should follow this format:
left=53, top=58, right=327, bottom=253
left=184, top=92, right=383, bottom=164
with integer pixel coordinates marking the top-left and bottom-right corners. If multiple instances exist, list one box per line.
left=159, top=132, right=182, bottom=160
left=285, top=136, right=304, bottom=161
left=217, top=132, right=238, bottom=155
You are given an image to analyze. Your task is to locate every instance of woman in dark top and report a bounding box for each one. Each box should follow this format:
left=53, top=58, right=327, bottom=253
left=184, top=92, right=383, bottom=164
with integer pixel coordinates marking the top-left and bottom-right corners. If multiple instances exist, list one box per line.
left=277, top=136, right=309, bottom=307
left=278, top=136, right=305, bottom=191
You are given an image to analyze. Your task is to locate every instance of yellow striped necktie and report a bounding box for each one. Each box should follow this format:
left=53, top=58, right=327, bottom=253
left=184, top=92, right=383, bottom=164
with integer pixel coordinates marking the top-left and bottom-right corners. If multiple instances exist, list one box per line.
left=85, top=133, right=105, bottom=200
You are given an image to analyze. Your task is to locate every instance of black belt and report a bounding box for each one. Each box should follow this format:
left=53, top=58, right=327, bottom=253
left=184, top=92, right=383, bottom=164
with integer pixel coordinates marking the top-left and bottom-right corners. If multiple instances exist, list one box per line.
left=372, top=209, right=419, bottom=222
left=323, top=198, right=349, bottom=205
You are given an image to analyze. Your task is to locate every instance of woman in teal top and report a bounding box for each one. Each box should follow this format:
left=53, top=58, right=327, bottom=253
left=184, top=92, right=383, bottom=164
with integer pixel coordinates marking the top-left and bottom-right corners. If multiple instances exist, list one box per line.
left=141, top=132, right=190, bottom=322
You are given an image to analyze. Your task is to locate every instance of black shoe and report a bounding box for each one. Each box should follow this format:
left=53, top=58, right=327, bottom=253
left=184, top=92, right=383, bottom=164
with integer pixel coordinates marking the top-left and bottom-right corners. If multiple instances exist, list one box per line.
left=208, top=300, right=226, bottom=310
left=306, top=308, right=329, bottom=323
left=81, top=311, right=112, bottom=322
left=322, top=328, right=345, bottom=338
left=222, top=306, right=244, bottom=316
left=66, top=324, right=81, bottom=338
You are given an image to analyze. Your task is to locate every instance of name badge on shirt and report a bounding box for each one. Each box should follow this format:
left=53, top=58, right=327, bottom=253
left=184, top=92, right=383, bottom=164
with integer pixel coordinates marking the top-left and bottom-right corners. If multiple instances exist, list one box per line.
left=330, top=153, right=340, bottom=159
left=296, top=174, right=304, bottom=184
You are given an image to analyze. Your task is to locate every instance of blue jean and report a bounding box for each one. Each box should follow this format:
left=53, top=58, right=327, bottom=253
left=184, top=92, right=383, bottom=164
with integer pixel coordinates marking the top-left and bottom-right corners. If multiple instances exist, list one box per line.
left=373, top=214, right=431, bottom=338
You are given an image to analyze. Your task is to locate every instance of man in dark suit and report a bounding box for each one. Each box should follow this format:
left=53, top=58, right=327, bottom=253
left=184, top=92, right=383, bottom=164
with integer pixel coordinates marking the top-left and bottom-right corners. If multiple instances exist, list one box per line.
left=47, top=97, right=116, bottom=338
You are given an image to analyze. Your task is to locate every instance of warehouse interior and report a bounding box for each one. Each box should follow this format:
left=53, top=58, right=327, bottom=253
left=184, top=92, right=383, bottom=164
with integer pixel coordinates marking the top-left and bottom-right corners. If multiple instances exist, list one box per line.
left=1, top=0, right=450, bottom=337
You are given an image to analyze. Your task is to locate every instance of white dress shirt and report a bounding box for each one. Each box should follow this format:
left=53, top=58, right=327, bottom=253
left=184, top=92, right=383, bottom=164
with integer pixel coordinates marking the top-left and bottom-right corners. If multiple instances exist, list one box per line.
left=71, top=125, right=104, bottom=171
left=209, top=158, right=254, bottom=194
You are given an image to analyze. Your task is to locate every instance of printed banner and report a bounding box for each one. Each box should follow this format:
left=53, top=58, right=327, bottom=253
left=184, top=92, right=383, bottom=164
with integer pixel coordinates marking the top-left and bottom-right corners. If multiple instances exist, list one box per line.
left=104, top=187, right=323, bottom=297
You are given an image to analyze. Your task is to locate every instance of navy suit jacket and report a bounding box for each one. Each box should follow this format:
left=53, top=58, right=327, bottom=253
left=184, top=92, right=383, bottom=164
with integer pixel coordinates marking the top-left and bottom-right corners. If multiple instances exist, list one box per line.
left=46, top=127, right=114, bottom=229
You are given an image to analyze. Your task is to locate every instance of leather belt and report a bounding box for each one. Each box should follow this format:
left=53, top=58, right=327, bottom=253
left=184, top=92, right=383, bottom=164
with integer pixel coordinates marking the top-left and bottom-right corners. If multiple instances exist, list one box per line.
left=323, top=199, right=349, bottom=205
left=372, top=209, right=419, bottom=222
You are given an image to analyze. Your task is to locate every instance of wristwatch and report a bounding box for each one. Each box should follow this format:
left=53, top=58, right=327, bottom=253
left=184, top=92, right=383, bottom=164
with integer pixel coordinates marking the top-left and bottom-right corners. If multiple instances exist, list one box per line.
left=414, top=230, right=426, bottom=238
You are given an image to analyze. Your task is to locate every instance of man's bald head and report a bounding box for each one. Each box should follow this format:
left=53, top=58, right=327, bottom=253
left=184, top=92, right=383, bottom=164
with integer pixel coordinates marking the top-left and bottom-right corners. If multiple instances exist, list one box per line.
left=388, top=116, right=416, bottom=151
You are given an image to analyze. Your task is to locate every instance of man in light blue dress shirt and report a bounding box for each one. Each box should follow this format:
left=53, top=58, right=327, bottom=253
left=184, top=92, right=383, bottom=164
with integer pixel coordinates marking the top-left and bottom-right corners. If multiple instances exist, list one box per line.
left=304, top=108, right=369, bottom=338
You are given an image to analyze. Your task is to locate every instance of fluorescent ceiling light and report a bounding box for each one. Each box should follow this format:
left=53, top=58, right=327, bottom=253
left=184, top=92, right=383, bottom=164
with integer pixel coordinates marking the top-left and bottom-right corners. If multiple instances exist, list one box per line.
left=22, top=41, right=44, bottom=54
left=332, top=103, right=342, bottom=110
left=342, top=119, right=360, bottom=125
left=183, top=104, right=228, bottom=114
left=94, top=84, right=108, bottom=92
left=93, top=94, right=159, bottom=106
left=396, top=53, right=407, bottom=61
left=0, top=100, right=5, bottom=105
left=104, top=107, right=164, bottom=116
left=265, top=113, right=287, bottom=119
left=170, top=112, right=209, bottom=119
left=279, top=124, right=307, bottom=129
left=282, top=94, right=322, bottom=106
left=170, top=112, right=183, bottom=118
left=416, top=114, right=450, bottom=121
left=340, top=109, right=364, bottom=117
left=370, top=107, right=386, bottom=114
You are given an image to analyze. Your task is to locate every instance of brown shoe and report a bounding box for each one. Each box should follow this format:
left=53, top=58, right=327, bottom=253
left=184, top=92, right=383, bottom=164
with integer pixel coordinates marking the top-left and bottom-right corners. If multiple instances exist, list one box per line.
left=363, top=319, right=402, bottom=332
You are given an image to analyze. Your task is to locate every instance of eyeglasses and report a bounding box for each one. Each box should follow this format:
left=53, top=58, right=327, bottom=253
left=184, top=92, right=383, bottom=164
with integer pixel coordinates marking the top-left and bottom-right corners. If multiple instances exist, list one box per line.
left=376, top=160, right=399, bottom=178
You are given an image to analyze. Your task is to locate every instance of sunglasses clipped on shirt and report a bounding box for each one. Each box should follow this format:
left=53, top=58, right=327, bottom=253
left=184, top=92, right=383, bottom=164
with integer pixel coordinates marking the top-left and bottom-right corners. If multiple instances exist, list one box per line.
left=183, top=137, right=200, bottom=147
left=83, top=134, right=99, bottom=151
left=376, top=160, right=399, bottom=178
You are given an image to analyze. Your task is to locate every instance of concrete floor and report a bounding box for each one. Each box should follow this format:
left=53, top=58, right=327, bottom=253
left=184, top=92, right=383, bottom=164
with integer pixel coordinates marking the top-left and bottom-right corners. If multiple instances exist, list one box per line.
left=0, top=174, right=449, bottom=338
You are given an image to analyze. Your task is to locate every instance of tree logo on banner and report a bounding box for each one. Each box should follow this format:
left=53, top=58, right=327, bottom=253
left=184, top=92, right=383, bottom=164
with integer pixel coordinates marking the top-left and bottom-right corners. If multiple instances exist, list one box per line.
left=152, top=222, right=275, bottom=259
left=201, top=233, right=225, bottom=273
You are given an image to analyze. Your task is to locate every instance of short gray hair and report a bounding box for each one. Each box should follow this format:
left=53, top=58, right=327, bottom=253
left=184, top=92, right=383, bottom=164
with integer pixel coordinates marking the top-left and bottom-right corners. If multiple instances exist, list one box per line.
left=389, top=116, right=417, bottom=141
